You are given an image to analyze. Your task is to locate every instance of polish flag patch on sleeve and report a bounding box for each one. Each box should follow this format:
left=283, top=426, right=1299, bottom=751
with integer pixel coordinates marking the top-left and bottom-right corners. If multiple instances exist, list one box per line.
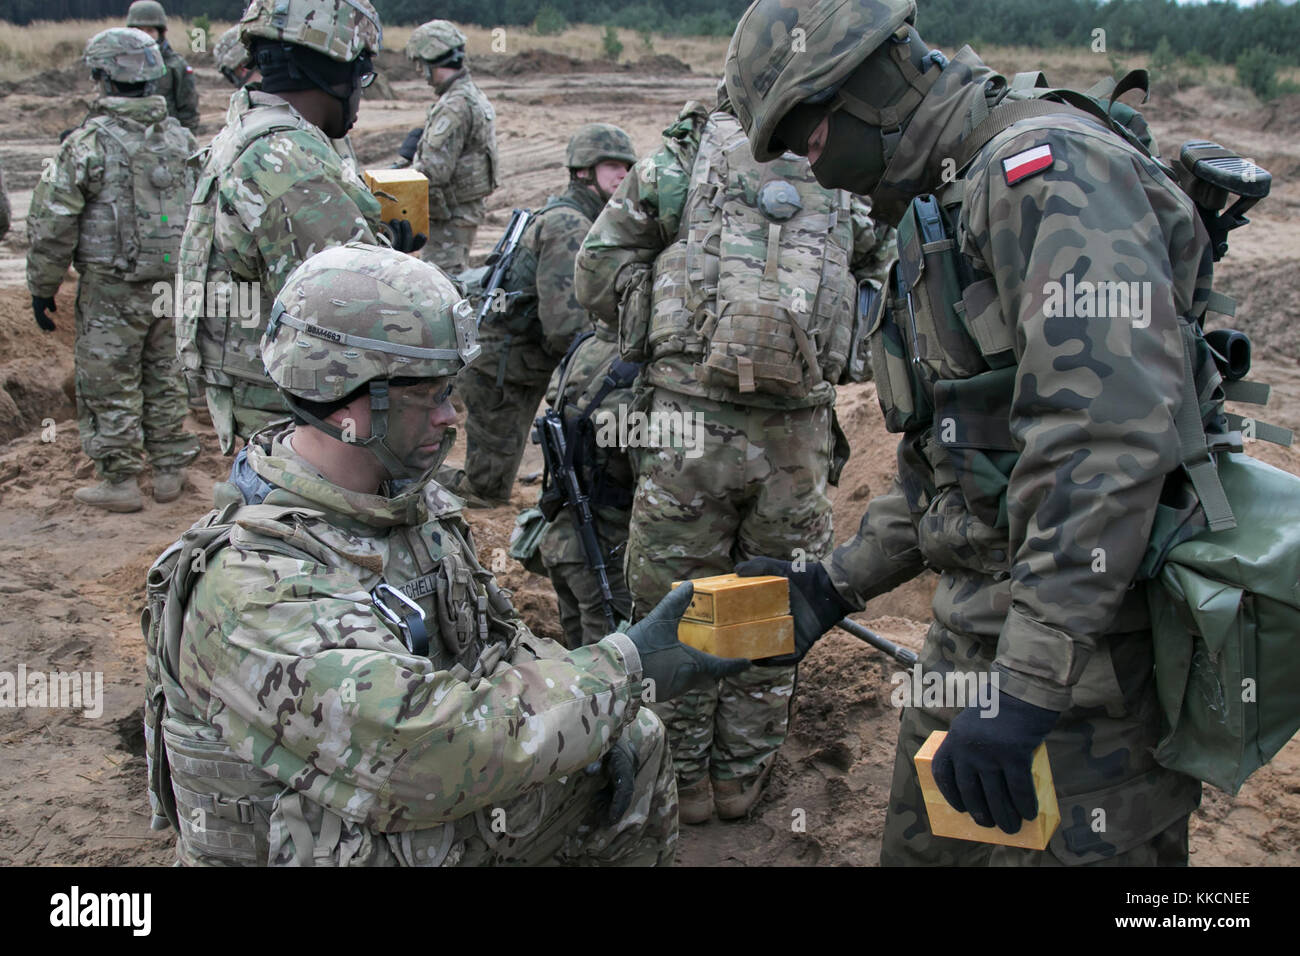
left=1002, top=144, right=1054, bottom=186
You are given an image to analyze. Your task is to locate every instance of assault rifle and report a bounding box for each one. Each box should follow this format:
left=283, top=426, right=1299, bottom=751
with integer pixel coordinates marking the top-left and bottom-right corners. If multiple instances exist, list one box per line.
left=533, top=409, right=619, bottom=633
left=475, top=208, right=532, bottom=329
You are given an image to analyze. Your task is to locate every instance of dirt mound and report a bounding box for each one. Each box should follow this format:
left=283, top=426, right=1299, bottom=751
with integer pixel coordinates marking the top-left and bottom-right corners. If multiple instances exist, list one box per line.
left=634, top=54, right=692, bottom=74
left=1256, top=92, right=1300, bottom=135
left=495, top=49, right=590, bottom=76
left=1214, top=259, right=1300, bottom=362
left=0, top=285, right=76, bottom=443
left=0, top=64, right=86, bottom=98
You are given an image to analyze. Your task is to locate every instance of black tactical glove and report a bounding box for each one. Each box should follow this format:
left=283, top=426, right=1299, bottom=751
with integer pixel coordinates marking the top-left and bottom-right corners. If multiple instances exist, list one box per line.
left=384, top=218, right=427, bottom=254
left=397, top=126, right=423, bottom=162
left=931, top=691, right=1061, bottom=834
left=32, top=295, right=57, bottom=333
left=624, top=583, right=749, bottom=703
left=602, top=739, right=636, bottom=824
left=735, top=557, right=854, bottom=666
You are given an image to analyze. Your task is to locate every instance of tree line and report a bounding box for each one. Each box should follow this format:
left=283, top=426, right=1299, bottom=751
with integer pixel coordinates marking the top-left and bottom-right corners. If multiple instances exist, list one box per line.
left=4, top=0, right=1298, bottom=65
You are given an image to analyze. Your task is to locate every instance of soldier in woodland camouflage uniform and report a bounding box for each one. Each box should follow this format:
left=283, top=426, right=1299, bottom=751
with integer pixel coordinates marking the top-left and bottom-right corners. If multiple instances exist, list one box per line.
left=726, top=0, right=1209, bottom=864
left=142, top=243, right=748, bottom=866
left=178, top=0, right=399, bottom=455
left=537, top=328, right=638, bottom=649
left=406, top=21, right=498, bottom=274
left=125, top=1, right=199, bottom=132
left=26, top=28, right=198, bottom=513
left=575, top=84, right=891, bottom=822
left=442, top=123, right=637, bottom=505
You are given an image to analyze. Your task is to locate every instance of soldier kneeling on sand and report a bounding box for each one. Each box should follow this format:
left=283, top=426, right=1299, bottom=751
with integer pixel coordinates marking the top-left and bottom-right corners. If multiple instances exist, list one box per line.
left=142, top=244, right=748, bottom=866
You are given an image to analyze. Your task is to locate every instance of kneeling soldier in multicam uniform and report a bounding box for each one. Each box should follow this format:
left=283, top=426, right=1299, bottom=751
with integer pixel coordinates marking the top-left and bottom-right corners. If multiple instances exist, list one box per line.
left=142, top=244, right=748, bottom=866
left=27, top=27, right=199, bottom=512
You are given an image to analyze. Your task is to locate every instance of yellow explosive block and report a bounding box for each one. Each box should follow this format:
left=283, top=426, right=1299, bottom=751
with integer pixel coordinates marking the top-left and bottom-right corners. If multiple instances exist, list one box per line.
left=363, top=168, right=429, bottom=241
left=913, top=730, right=1060, bottom=851
left=671, top=573, right=794, bottom=658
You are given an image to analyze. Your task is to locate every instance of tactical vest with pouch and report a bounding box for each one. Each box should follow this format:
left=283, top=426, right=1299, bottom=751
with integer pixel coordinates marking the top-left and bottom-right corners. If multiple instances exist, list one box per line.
left=869, top=69, right=1300, bottom=795
left=647, top=111, right=858, bottom=403
left=142, top=482, right=535, bottom=866
left=176, top=92, right=378, bottom=390
left=74, top=109, right=191, bottom=280
left=441, top=75, right=499, bottom=209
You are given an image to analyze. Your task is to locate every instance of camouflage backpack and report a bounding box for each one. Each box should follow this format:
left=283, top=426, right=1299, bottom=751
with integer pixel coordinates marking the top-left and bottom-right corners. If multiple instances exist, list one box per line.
left=74, top=113, right=191, bottom=280
left=649, top=109, right=857, bottom=399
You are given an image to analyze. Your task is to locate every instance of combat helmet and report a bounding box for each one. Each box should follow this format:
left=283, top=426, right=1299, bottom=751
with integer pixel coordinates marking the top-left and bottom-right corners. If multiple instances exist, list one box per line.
left=84, top=27, right=167, bottom=86
left=125, top=0, right=168, bottom=30
left=262, top=243, right=480, bottom=478
left=213, top=26, right=253, bottom=81
left=565, top=123, right=636, bottom=170
left=240, top=0, right=382, bottom=62
left=725, top=0, right=916, bottom=161
left=406, top=20, right=466, bottom=66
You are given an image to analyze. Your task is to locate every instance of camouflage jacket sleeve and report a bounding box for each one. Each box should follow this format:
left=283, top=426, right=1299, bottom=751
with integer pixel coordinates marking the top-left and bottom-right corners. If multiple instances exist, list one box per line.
left=25, top=131, right=99, bottom=297
left=534, top=206, right=596, bottom=355
left=848, top=195, right=895, bottom=286
left=574, top=109, right=703, bottom=325
left=171, top=57, right=201, bottom=132
left=962, top=124, right=1200, bottom=711
left=822, top=473, right=927, bottom=608
left=181, top=541, right=646, bottom=830
left=216, top=131, right=380, bottom=298
left=412, top=96, right=470, bottom=218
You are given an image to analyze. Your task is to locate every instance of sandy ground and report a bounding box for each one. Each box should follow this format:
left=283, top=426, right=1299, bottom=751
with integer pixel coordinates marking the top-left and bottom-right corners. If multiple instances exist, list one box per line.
left=0, top=50, right=1298, bottom=867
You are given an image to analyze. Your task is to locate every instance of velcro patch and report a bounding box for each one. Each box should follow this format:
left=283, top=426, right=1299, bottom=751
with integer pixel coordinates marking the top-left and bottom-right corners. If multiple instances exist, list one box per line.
left=1002, top=144, right=1053, bottom=186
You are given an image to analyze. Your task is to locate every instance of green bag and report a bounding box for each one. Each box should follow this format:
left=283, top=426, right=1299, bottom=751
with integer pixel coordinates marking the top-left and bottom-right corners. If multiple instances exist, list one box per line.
left=508, top=505, right=549, bottom=577
left=1147, top=453, right=1300, bottom=794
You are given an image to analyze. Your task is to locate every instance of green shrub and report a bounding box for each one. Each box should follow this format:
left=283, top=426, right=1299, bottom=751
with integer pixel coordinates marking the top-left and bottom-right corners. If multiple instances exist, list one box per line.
left=533, top=5, right=566, bottom=36
left=602, top=25, right=623, bottom=61
left=1236, top=46, right=1279, bottom=101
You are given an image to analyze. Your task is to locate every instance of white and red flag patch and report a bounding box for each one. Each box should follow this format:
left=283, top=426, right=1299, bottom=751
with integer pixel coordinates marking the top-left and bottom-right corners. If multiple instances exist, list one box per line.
left=1002, top=144, right=1054, bottom=186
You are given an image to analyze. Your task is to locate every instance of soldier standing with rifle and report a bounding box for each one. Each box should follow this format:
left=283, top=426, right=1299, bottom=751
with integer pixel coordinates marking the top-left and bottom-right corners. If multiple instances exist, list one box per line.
left=441, top=124, right=637, bottom=507
left=533, top=330, right=641, bottom=649
left=125, top=1, right=199, bottom=133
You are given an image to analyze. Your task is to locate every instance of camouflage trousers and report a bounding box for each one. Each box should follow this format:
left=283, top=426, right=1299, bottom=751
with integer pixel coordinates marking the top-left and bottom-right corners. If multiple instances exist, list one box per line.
left=627, top=388, right=835, bottom=786
left=73, top=273, right=198, bottom=480
left=421, top=221, right=477, bottom=275
left=540, top=506, right=634, bottom=649
left=202, top=379, right=290, bottom=455
left=880, top=619, right=1202, bottom=866
left=456, top=334, right=559, bottom=502
left=455, top=707, right=679, bottom=865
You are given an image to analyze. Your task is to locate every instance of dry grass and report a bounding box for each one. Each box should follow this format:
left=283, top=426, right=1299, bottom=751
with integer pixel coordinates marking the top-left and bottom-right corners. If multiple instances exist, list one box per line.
left=1, top=17, right=1293, bottom=89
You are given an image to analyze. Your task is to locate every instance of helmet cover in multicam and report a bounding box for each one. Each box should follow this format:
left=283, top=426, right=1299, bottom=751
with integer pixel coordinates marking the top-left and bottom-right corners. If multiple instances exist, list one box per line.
left=262, top=243, right=480, bottom=478
left=724, top=0, right=916, bottom=161
left=84, top=27, right=168, bottom=84
left=405, top=19, right=466, bottom=62
left=240, top=0, right=382, bottom=62
left=214, top=26, right=253, bottom=73
left=125, top=0, right=168, bottom=29
left=565, top=123, right=636, bottom=169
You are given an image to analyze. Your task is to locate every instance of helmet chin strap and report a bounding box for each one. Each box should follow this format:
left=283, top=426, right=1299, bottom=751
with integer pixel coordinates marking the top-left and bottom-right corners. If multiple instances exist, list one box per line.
left=286, top=380, right=441, bottom=483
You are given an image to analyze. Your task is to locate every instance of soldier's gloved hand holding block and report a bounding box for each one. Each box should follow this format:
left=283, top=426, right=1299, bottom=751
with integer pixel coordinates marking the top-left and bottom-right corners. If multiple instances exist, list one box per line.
left=625, top=583, right=750, bottom=701
left=735, top=557, right=854, bottom=665
left=32, top=295, right=57, bottom=332
left=383, top=218, right=428, bottom=254
left=931, top=693, right=1061, bottom=834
